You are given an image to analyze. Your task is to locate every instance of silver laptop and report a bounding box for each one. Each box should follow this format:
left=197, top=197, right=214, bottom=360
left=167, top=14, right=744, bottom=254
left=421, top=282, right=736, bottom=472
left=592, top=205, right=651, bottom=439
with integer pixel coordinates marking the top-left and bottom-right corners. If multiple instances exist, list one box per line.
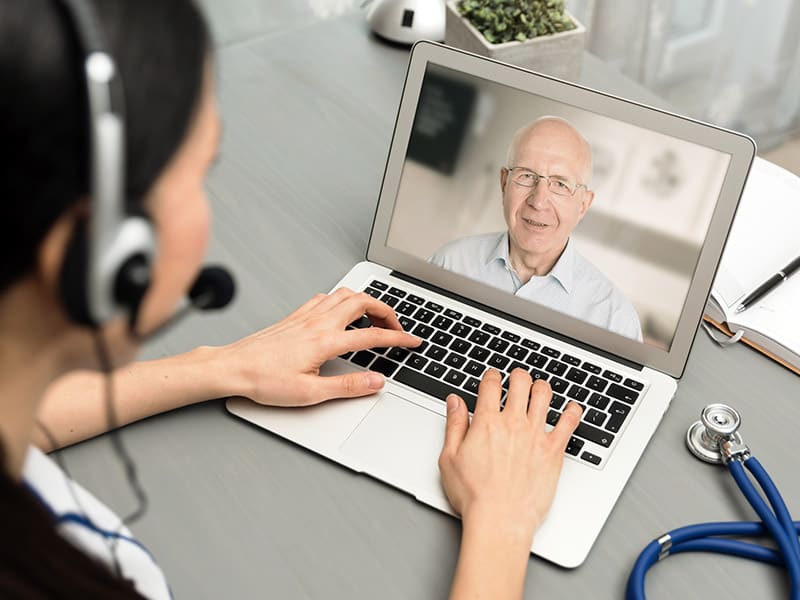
left=227, top=41, right=754, bottom=568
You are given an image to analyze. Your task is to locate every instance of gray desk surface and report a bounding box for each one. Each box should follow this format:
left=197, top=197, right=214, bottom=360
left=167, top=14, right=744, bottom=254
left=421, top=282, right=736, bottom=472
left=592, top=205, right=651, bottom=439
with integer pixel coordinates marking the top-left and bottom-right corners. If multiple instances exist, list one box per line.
left=61, top=6, right=800, bottom=599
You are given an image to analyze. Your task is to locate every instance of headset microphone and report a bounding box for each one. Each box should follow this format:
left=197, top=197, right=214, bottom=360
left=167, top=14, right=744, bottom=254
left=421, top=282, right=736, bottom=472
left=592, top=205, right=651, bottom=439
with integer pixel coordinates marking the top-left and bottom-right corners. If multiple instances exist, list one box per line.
left=131, top=265, right=236, bottom=342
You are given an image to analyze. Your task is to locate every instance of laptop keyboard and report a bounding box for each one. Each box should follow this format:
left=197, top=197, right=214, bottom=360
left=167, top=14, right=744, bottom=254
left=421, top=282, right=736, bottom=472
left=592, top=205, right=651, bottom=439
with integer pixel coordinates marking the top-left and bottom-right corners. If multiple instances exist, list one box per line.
left=342, top=280, right=648, bottom=468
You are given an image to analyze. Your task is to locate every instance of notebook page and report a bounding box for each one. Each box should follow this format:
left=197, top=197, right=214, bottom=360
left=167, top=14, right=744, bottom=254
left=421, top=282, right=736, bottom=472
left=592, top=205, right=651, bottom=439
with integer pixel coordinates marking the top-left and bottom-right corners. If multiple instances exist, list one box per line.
left=729, top=274, right=800, bottom=362
left=716, top=157, right=800, bottom=309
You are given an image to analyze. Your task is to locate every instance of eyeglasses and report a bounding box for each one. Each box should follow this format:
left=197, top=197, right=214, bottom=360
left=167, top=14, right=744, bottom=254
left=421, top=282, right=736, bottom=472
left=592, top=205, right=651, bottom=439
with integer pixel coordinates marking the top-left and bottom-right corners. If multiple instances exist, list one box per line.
left=505, top=166, right=588, bottom=197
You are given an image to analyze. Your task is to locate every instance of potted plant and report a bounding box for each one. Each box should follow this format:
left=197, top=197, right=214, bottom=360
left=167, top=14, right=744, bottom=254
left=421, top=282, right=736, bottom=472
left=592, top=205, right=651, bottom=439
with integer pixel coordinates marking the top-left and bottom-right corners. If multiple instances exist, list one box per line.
left=445, top=0, right=586, bottom=81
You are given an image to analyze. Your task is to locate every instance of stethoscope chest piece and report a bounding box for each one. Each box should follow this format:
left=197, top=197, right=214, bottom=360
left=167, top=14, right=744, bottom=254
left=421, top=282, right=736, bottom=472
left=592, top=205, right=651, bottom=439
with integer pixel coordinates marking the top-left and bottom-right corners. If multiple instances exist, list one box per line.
left=686, top=403, right=744, bottom=464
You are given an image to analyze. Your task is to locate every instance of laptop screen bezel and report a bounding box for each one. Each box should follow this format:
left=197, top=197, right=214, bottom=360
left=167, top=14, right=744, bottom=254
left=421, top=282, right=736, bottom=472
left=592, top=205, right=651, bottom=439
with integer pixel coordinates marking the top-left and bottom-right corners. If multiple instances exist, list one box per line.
left=367, top=41, right=755, bottom=379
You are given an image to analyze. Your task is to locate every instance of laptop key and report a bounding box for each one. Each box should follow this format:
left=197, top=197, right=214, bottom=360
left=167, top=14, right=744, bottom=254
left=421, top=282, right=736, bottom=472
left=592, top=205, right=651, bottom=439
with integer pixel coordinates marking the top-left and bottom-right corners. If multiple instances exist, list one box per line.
left=550, top=394, right=566, bottom=410
left=566, top=436, right=584, bottom=456
left=607, top=383, right=639, bottom=404
left=464, top=377, right=481, bottom=395
left=606, top=401, right=631, bottom=433
left=339, top=351, right=353, bottom=360
left=414, top=308, right=435, bottom=323
left=396, top=301, right=417, bottom=316
left=624, top=378, right=644, bottom=391
left=394, top=367, right=478, bottom=412
left=425, top=345, right=447, bottom=361
left=412, top=324, right=434, bottom=339
left=349, top=315, right=371, bottom=329
left=444, top=353, right=467, bottom=369
left=398, top=316, right=415, bottom=331
left=465, top=360, right=485, bottom=377
left=370, top=280, right=388, bottom=290
left=574, top=423, right=614, bottom=447
left=463, top=316, right=482, bottom=327
left=527, top=353, right=548, bottom=368
left=468, top=346, right=490, bottom=361
left=468, top=330, right=490, bottom=346
left=450, top=339, right=472, bottom=354
left=546, top=410, right=561, bottom=426
left=370, top=357, right=400, bottom=378
left=432, top=316, right=453, bottom=331
left=602, top=369, right=623, bottom=383
left=488, top=337, right=509, bottom=352
left=424, top=301, right=443, bottom=313
left=545, top=360, right=568, bottom=376
left=482, top=323, right=501, bottom=335
left=581, top=452, right=602, bottom=465
left=388, top=287, right=406, bottom=298
left=542, top=346, right=561, bottom=358
left=585, top=408, right=607, bottom=427
left=507, top=345, right=528, bottom=361
left=351, top=350, right=376, bottom=367
left=531, top=369, right=549, bottom=381
left=488, top=353, right=510, bottom=370
left=407, top=294, right=425, bottom=305
left=444, top=308, right=462, bottom=320
left=586, top=375, right=607, bottom=392
left=550, top=377, right=569, bottom=394
left=567, top=385, right=589, bottom=402
left=561, top=354, right=581, bottom=366
left=364, top=287, right=382, bottom=298
left=583, top=362, right=601, bottom=374
left=406, top=354, right=428, bottom=371
left=424, top=361, right=447, bottom=378
left=588, top=393, right=610, bottom=410
left=380, top=294, right=399, bottom=307
left=521, top=339, right=541, bottom=351
left=565, top=367, right=588, bottom=385
left=386, top=347, right=410, bottom=362
left=432, top=331, right=453, bottom=347
left=444, top=370, right=467, bottom=386
left=501, top=331, right=521, bottom=343
left=451, top=323, right=472, bottom=338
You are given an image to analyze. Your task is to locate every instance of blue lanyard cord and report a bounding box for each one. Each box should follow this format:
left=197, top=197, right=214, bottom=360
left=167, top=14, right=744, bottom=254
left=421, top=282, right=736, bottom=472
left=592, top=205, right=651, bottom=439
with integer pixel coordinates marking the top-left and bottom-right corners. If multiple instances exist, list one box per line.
left=626, top=457, right=800, bottom=600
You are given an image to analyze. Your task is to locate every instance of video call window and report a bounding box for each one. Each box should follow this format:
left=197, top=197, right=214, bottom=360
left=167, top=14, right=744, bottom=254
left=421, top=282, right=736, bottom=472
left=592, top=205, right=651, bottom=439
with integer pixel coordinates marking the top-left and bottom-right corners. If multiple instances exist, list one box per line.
left=386, top=64, right=731, bottom=351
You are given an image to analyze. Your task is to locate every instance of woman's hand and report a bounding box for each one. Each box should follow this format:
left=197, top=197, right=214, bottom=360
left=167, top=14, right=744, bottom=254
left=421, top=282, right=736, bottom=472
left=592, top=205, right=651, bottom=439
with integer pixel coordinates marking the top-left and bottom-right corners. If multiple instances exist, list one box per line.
left=439, top=368, right=582, bottom=545
left=218, top=287, right=421, bottom=407
left=439, top=368, right=582, bottom=599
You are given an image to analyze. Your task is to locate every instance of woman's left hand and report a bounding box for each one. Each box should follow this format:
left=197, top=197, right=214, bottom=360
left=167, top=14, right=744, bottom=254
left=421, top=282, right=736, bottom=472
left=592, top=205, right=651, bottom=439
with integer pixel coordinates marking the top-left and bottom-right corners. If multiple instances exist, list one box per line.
left=217, top=287, right=421, bottom=407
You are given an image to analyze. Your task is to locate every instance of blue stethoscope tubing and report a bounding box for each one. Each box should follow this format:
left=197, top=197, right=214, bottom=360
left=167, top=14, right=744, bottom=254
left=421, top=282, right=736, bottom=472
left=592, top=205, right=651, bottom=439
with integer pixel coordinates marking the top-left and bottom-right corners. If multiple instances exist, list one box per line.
left=626, top=456, right=800, bottom=600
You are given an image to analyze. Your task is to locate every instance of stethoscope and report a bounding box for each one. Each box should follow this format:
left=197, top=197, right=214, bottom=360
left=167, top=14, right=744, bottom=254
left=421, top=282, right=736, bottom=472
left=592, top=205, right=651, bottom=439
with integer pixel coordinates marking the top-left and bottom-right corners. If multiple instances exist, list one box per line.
left=626, top=403, right=800, bottom=600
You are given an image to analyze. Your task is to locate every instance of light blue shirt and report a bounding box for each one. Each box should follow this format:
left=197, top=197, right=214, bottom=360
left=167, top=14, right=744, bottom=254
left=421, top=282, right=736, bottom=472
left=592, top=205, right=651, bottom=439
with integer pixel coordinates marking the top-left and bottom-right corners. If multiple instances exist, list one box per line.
left=429, top=232, right=643, bottom=341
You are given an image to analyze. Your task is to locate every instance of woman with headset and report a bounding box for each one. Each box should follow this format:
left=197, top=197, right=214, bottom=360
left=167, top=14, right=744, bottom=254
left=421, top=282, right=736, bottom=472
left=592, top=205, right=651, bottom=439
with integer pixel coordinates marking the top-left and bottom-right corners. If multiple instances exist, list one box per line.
left=0, top=0, right=581, bottom=597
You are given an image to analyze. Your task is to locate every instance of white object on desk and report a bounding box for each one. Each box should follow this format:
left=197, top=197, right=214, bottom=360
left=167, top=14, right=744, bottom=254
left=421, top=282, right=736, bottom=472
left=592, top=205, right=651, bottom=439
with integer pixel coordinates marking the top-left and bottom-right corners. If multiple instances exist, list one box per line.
left=366, top=0, right=445, bottom=44
left=706, top=157, right=800, bottom=372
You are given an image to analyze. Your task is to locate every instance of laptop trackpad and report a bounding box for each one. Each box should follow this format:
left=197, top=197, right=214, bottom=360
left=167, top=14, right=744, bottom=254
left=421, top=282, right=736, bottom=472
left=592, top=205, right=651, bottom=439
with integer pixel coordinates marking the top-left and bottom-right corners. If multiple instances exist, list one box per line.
left=340, top=392, right=445, bottom=498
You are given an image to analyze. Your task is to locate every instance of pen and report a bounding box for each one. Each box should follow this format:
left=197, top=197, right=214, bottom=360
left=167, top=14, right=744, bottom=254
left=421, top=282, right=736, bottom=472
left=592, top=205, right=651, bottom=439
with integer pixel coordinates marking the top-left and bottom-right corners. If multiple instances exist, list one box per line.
left=735, top=255, right=800, bottom=313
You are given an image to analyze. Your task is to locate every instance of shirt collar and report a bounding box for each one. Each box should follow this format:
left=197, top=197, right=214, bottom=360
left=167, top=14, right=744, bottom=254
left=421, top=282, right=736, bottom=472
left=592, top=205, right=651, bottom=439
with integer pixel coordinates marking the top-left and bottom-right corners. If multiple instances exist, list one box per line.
left=487, top=232, right=575, bottom=294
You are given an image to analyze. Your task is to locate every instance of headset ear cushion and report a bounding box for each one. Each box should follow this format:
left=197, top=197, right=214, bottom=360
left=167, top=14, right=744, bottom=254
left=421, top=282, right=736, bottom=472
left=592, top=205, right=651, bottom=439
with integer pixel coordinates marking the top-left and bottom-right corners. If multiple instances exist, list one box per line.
left=59, top=219, right=95, bottom=327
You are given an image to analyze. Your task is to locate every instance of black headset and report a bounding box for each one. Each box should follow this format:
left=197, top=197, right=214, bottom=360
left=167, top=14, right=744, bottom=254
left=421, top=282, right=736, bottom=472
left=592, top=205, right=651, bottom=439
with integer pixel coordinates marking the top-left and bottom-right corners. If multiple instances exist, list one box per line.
left=57, top=0, right=156, bottom=330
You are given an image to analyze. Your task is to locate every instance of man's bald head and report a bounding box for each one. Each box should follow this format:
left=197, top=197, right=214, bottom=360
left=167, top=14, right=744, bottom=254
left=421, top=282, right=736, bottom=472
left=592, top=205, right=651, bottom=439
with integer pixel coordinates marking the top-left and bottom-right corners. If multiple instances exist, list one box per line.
left=505, top=116, right=593, bottom=185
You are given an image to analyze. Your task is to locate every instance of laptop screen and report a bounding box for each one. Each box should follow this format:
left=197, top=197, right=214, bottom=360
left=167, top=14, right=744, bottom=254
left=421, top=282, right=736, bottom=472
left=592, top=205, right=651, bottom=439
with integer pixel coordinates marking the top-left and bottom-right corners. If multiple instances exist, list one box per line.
left=369, top=44, right=754, bottom=377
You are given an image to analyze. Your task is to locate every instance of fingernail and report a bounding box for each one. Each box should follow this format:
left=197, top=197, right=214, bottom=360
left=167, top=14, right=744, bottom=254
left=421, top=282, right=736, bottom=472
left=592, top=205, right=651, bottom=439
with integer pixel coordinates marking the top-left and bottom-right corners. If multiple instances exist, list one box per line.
left=367, top=372, right=385, bottom=390
left=446, top=394, right=459, bottom=412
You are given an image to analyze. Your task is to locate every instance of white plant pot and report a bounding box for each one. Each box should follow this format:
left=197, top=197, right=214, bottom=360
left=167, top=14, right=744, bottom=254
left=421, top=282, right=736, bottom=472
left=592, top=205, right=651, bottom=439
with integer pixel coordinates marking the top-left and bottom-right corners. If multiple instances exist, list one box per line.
left=444, top=1, right=586, bottom=82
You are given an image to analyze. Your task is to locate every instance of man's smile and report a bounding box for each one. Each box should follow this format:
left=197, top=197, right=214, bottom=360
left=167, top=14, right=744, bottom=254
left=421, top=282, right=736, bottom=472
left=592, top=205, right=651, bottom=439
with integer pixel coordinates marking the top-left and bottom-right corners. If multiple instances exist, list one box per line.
left=522, top=217, right=551, bottom=229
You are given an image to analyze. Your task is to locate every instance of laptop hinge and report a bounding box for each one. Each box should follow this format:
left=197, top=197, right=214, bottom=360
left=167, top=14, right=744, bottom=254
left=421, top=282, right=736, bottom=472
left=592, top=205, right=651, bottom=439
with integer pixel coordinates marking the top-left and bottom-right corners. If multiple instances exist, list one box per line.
left=390, top=270, right=644, bottom=372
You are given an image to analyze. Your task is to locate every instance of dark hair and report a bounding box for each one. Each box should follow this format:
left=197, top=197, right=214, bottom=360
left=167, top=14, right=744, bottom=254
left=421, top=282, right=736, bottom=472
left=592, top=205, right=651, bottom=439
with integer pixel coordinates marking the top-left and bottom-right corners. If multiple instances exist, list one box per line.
left=0, top=0, right=210, bottom=292
left=0, top=0, right=210, bottom=594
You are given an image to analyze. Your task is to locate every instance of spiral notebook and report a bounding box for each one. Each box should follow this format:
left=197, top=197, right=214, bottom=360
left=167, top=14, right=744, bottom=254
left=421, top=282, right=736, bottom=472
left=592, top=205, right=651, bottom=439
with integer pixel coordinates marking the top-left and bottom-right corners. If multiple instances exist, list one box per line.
left=705, top=157, right=800, bottom=375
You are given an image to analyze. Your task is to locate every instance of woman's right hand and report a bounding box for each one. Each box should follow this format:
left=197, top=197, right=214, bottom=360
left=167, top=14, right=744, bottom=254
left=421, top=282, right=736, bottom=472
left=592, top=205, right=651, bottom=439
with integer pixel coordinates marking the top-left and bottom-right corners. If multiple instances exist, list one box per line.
left=438, top=368, right=582, bottom=547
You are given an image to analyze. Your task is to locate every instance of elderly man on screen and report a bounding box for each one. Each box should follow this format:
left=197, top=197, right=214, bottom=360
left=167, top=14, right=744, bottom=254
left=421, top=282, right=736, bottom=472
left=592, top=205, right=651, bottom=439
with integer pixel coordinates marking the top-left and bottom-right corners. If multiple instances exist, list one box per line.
left=429, top=116, right=643, bottom=341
